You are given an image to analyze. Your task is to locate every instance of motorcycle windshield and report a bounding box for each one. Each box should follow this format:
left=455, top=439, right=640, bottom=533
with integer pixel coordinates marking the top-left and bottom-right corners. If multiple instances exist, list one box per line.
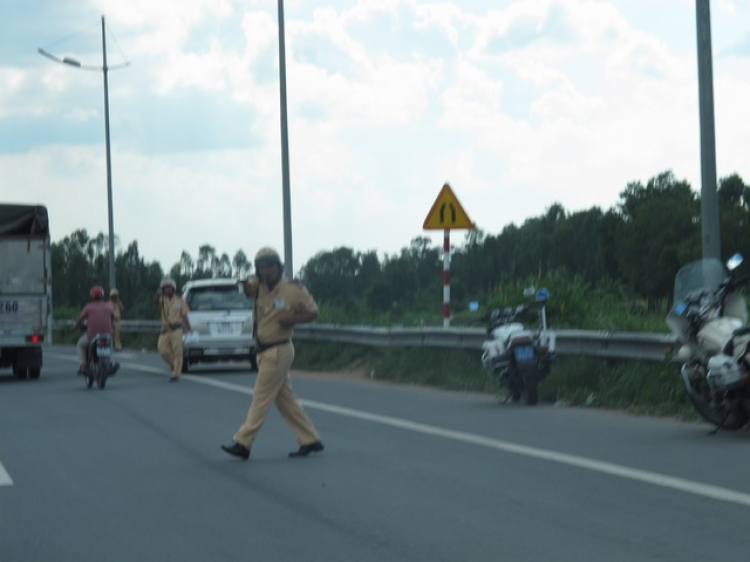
left=673, top=259, right=726, bottom=303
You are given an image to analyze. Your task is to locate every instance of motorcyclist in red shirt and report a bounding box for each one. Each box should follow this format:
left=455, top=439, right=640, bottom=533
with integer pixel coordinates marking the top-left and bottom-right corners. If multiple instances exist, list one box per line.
left=74, top=286, right=116, bottom=375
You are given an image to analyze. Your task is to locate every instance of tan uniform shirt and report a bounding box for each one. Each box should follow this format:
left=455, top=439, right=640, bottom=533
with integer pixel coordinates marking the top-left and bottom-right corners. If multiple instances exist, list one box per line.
left=110, top=300, right=123, bottom=321
left=243, top=276, right=318, bottom=344
left=158, top=295, right=189, bottom=330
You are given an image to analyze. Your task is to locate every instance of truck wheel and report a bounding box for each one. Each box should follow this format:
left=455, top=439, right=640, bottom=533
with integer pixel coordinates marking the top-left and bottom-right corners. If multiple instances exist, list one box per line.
left=28, top=368, right=41, bottom=380
left=13, top=365, right=27, bottom=379
left=249, top=353, right=258, bottom=372
left=181, top=359, right=189, bottom=374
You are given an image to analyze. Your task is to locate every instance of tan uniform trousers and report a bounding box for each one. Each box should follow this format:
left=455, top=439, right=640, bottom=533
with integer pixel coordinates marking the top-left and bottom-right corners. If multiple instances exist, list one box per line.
left=157, top=329, right=184, bottom=377
left=233, top=342, right=319, bottom=449
left=113, top=320, right=122, bottom=350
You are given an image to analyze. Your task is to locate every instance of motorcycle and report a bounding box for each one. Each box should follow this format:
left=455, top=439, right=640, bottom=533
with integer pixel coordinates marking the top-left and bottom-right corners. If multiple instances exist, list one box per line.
left=666, top=253, right=750, bottom=431
left=84, top=333, right=119, bottom=389
left=481, top=287, right=556, bottom=405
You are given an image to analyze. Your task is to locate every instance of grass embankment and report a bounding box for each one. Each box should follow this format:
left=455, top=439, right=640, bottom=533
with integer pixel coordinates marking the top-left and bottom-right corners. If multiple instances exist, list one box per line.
left=291, top=342, right=694, bottom=419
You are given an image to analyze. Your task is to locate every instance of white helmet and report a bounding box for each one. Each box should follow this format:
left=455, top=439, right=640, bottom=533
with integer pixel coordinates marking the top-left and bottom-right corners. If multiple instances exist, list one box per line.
left=254, top=247, right=282, bottom=270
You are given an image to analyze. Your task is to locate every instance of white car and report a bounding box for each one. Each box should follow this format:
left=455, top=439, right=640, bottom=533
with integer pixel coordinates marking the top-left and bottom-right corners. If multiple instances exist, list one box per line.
left=181, top=278, right=256, bottom=372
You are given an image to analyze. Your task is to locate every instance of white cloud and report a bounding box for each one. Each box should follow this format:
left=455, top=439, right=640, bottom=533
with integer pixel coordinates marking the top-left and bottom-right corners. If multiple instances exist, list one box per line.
left=1, top=0, right=749, bottom=276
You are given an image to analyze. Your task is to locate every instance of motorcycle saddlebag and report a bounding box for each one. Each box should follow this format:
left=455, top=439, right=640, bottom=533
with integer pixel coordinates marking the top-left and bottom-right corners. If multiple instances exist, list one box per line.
left=697, top=318, right=743, bottom=353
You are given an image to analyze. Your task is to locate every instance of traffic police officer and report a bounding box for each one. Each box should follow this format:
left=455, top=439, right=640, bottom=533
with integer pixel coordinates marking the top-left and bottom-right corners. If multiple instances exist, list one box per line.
left=109, top=288, right=124, bottom=350
left=221, top=247, right=324, bottom=460
left=155, top=276, right=192, bottom=382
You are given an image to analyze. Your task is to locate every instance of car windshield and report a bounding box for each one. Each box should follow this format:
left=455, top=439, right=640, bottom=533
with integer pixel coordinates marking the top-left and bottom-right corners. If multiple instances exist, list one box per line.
left=187, top=287, right=252, bottom=311
left=673, top=258, right=727, bottom=303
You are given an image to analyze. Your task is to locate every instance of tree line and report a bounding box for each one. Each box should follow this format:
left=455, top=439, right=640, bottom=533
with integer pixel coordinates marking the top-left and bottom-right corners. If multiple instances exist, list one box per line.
left=51, top=170, right=750, bottom=325
left=51, top=237, right=252, bottom=319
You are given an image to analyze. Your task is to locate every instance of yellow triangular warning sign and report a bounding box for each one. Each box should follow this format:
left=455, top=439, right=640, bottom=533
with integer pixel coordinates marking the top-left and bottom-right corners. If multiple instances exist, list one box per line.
left=423, top=183, right=475, bottom=230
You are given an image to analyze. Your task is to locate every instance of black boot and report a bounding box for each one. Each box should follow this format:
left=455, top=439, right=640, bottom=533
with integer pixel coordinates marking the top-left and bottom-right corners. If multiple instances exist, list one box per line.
left=221, top=442, right=250, bottom=460
left=289, top=441, right=324, bottom=458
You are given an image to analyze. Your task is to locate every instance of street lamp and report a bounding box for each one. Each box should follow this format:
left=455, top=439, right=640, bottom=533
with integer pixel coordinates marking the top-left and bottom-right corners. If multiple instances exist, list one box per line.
left=39, top=15, right=129, bottom=291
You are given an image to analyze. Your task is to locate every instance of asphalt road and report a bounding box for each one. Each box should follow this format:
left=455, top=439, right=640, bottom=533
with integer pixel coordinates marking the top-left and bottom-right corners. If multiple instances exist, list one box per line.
left=1, top=344, right=749, bottom=562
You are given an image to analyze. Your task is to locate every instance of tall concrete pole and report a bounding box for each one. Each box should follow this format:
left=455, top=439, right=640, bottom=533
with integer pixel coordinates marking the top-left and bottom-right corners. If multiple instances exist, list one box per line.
left=696, top=0, right=721, bottom=260
left=278, top=0, right=293, bottom=278
left=101, top=15, right=117, bottom=290
left=38, top=16, right=125, bottom=290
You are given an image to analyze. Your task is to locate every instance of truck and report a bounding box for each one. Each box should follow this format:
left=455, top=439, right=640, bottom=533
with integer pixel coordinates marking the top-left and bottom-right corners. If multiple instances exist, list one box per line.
left=0, top=204, right=52, bottom=379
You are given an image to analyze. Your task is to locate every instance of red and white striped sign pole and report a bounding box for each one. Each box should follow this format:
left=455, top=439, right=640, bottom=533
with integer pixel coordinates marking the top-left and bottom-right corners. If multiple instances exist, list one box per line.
left=423, top=183, right=475, bottom=329
left=442, top=229, right=450, bottom=328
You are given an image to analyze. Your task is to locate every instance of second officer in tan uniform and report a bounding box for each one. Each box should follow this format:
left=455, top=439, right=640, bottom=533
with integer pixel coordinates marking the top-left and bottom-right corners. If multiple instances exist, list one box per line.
left=155, top=276, right=192, bottom=382
left=109, top=288, right=124, bottom=350
left=221, top=247, right=324, bottom=460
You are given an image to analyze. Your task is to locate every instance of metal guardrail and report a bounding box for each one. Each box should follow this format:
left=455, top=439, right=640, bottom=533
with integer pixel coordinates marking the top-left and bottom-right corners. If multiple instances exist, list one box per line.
left=54, top=319, right=162, bottom=334
left=53, top=320, right=679, bottom=362
left=292, top=325, right=678, bottom=362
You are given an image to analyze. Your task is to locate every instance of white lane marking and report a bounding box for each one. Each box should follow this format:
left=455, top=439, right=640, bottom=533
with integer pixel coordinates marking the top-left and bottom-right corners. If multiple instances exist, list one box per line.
left=0, top=462, right=13, bottom=486
left=45, top=352, right=750, bottom=508
left=187, top=375, right=750, bottom=509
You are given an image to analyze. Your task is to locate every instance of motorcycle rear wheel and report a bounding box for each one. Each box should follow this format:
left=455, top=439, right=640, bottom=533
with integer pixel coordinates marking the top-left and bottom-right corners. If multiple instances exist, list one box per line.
left=499, top=367, right=522, bottom=402
left=524, top=372, right=539, bottom=406
left=514, top=361, right=539, bottom=406
left=97, top=362, right=108, bottom=389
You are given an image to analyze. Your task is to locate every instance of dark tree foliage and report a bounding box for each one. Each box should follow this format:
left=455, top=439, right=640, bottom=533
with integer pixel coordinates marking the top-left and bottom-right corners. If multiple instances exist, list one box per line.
left=115, top=241, right=164, bottom=319
left=51, top=238, right=251, bottom=319
left=549, top=207, right=604, bottom=283
left=51, top=230, right=164, bottom=319
left=718, top=174, right=750, bottom=260
left=50, top=171, right=748, bottom=325
left=300, top=247, right=365, bottom=304
left=610, top=171, right=701, bottom=309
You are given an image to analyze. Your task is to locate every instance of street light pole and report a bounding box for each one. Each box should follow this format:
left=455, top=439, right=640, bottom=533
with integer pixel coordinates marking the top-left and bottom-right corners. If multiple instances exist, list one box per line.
left=696, top=0, right=721, bottom=260
left=38, top=15, right=127, bottom=291
left=277, top=0, right=293, bottom=278
left=100, top=15, right=116, bottom=292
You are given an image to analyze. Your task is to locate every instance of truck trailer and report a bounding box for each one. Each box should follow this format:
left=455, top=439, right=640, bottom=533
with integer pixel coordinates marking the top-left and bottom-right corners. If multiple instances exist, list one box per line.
left=0, top=204, right=52, bottom=379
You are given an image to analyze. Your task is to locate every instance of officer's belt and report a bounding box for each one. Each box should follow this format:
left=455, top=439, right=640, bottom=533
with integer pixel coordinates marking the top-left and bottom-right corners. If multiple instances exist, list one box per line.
left=160, top=323, right=183, bottom=333
left=256, top=339, right=290, bottom=353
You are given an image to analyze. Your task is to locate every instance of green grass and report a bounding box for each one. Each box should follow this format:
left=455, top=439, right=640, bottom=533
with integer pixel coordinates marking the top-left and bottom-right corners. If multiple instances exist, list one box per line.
left=293, top=341, right=696, bottom=420
left=539, top=356, right=693, bottom=418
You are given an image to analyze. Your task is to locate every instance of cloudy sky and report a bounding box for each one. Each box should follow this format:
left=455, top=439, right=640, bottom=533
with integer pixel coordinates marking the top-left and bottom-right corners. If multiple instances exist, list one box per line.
left=1, top=0, right=749, bottom=277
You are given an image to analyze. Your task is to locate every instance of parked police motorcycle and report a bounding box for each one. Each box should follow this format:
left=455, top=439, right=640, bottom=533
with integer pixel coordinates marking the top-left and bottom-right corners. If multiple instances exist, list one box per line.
left=667, top=253, right=750, bottom=431
left=481, top=287, right=556, bottom=405
left=84, top=333, right=119, bottom=389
